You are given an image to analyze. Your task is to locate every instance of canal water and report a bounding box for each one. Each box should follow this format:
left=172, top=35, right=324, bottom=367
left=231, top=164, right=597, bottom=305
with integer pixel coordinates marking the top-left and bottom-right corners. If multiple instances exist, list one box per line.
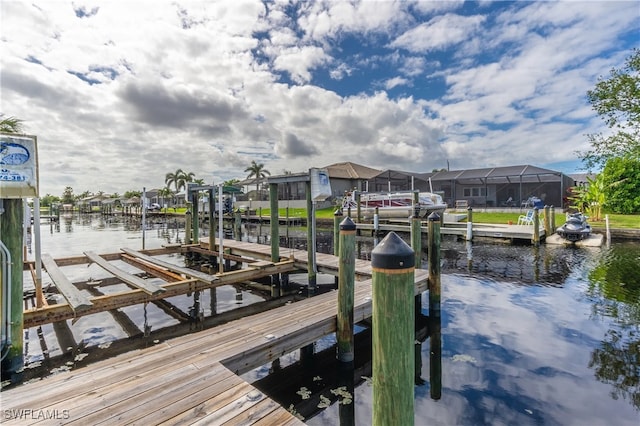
left=15, top=214, right=640, bottom=424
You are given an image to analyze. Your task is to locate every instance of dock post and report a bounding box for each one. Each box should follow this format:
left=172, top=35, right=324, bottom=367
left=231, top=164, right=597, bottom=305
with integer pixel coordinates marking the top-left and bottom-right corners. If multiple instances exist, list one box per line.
left=208, top=189, right=215, bottom=257
left=466, top=206, right=473, bottom=241
left=234, top=208, right=241, bottom=241
left=333, top=209, right=343, bottom=256
left=333, top=208, right=343, bottom=289
left=0, top=199, right=24, bottom=382
left=550, top=205, right=556, bottom=233
left=372, top=232, right=415, bottom=426
left=428, top=212, right=441, bottom=318
left=355, top=191, right=361, bottom=224
left=269, top=183, right=280, bottom=298
left=543, top=205, right=551, bottom=237
left=185, top=204, right=192, bottom=245
left=306, top=181, right=316, bottom=295
left=374, top=207, right=379, bottom=238
left=337, top=217, right=356, bottom=363
left=191, top=191, right=199, bottom=245
left=411, top=206, right=422, bottom=268
left=532, top=208, right=540, bottom=246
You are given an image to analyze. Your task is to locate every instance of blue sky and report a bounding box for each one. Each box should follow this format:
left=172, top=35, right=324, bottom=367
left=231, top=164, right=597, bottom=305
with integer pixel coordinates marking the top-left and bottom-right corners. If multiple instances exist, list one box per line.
left=1, top=1, right=638, bottom=196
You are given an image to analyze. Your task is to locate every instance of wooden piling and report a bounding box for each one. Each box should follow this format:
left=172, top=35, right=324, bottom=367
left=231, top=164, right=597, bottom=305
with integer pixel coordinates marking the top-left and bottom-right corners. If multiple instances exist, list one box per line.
left=532, top=208, right=540, bottom=246
left=191, top=192, right=199, bottom=243
left=411, top=207, right=422, bottom=268
left=337, top=217, right=356, bottom=363
left=373, top=207, right=379, bottom=238
left=305, top=181, right=316, bottom=294
left=269, top=183, right=280, bottom=297
left=234, top=208, right=241, bottom=241
left=333, top=209, right=343, bottom=257
left=208, top=189, right=215, bottom=258
left=543, top=205, right=551, bottom=237
left=427, top=212, right=441, bottom=318
left=372, top=232, right=415, bottom=426
left=0, top=199, right=24, bottom=381
left=551, top=205, right=556, bottom=233
left=466, top=206, right=473, bottom=241
left=184, top=206, right=192, bottom=245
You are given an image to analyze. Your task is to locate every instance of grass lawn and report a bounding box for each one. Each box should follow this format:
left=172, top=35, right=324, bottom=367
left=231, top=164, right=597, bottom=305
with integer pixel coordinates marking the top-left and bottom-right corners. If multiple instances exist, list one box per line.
left=458, top=211, right=639, bottom=229
left=315, top=207, right=639, bottom=229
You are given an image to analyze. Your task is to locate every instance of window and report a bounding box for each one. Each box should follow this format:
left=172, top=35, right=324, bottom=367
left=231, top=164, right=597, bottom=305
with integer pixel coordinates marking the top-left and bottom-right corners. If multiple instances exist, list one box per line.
left=463, top=187, right=486, bottom=197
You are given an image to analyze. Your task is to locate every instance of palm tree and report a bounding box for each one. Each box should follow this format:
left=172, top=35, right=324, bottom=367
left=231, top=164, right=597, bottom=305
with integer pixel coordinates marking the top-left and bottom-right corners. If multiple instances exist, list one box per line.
left=244, top=160, right=270, bottom=200
left=0, top=115, right=24, bottom=133
left=158, top=187, right=173, bottom=211
left=165, top=169, right=195, bottom=193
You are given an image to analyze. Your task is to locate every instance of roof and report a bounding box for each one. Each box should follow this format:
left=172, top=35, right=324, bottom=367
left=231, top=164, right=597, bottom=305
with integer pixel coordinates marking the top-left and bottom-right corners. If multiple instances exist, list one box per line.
left=369, top=169, right=431, bottom=187
left=323, top=162, right=381, bottom=179
left=430, top=165, right=565, bottom=183
left=266, top=162, right=381, bottom=184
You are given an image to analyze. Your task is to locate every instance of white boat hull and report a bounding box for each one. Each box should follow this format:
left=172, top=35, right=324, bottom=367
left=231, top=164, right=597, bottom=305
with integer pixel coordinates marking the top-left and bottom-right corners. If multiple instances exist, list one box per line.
left=342, top=191, right=447, bottom=220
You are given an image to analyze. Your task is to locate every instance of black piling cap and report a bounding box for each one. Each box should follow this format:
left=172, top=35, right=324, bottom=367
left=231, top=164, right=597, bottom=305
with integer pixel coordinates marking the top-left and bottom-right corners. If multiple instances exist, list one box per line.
left=371, top=231, right=415, bottom=269
left=340, top=216, right=356, bottom=231
left=334, top=208, right=344, bottom=216
left=428, top=212, right=440, bottom=221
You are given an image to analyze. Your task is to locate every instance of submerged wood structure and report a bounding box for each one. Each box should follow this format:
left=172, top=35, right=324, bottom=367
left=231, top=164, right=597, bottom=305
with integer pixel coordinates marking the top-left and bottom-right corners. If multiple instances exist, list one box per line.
left=4, top=239, right=431, bottom=424
left=21, top=244, right=296, bottom=328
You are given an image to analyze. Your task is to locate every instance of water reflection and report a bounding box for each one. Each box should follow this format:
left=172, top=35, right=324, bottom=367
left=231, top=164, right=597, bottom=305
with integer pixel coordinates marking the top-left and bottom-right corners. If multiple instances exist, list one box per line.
left=586, top=243, right=640, bottom=410
left=20, top=215, right=640, bottom=423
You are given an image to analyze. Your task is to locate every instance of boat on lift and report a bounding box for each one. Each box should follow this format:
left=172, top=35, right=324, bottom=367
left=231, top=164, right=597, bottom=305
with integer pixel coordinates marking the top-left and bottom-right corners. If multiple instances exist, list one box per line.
left=341, top=190, right=447, bottom=219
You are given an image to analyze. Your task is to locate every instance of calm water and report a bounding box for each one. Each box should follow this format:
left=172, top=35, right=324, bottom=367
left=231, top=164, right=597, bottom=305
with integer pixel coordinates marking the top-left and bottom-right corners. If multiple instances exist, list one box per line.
left=17, top=214, right=640, bottom=424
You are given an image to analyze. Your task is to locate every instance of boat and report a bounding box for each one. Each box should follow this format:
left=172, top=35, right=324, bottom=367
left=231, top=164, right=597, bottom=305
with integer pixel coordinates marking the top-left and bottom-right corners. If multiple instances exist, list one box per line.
left=341, top=191, right=447, bottom=219
left=556, top=212, right=591, bottom=242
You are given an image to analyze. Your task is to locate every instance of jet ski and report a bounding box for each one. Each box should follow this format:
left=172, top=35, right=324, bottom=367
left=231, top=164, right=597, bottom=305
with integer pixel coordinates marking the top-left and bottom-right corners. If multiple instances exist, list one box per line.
left=556, top=212, right=591, bottom=242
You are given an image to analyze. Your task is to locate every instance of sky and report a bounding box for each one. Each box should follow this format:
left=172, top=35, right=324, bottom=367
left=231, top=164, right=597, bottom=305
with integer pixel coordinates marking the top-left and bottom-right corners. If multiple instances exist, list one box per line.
left=1, top=0, right=638, bottom=197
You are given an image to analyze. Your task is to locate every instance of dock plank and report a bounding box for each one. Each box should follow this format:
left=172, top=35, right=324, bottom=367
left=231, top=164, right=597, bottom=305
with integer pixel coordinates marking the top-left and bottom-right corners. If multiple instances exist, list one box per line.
left=6, top=240, right=429, bottom=425
left=84, top=251, right=165, bottom=295
left=40, top=253, right=92, bottom=311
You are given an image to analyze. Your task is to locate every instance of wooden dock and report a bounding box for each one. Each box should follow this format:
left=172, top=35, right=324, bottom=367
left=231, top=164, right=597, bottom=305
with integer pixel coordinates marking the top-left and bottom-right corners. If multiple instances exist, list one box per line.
left=357, top=221, right=546, bottom=241
left=4, top=240, right=429, bottom=424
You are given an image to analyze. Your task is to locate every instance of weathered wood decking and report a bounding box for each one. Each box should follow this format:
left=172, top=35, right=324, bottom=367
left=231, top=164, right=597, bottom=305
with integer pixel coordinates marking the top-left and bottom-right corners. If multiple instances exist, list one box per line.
left=4, top=240, right=429, bottom=424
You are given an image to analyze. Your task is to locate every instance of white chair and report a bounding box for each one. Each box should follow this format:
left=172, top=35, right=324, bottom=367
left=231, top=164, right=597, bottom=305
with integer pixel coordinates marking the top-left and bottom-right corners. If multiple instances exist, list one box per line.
left=517, top=210, right=534, bottom=225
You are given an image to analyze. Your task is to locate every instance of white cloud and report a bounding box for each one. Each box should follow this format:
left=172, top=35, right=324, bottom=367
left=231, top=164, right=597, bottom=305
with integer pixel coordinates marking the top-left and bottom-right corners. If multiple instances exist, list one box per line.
left=384, top=77, right=410, bottom=90
left=390, top=13, right=486, bottom=53
left=272, top=45, right=331, bottom=83
left=1, top=0, right=637, bottom=196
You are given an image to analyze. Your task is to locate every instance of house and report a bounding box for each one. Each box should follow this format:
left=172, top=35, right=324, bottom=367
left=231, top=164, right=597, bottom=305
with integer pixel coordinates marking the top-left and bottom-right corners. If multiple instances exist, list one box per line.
left=262, top=162, right=576, bottom=210
left=426, top=165, right=574, bottom=209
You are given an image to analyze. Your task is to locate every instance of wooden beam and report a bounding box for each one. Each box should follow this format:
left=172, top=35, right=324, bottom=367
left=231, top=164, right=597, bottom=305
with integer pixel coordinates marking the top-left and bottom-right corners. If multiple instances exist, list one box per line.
left=120, top=247, right=218, bottom=284
left=23, top=261, right=296, bottom=328
left=41, top=254, right=93, bottom=312
left=25, top=247, right=180, bottom=269
left=120, top=254, right=186, bottom=283
left=84, top=251, right=165, bottom=296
